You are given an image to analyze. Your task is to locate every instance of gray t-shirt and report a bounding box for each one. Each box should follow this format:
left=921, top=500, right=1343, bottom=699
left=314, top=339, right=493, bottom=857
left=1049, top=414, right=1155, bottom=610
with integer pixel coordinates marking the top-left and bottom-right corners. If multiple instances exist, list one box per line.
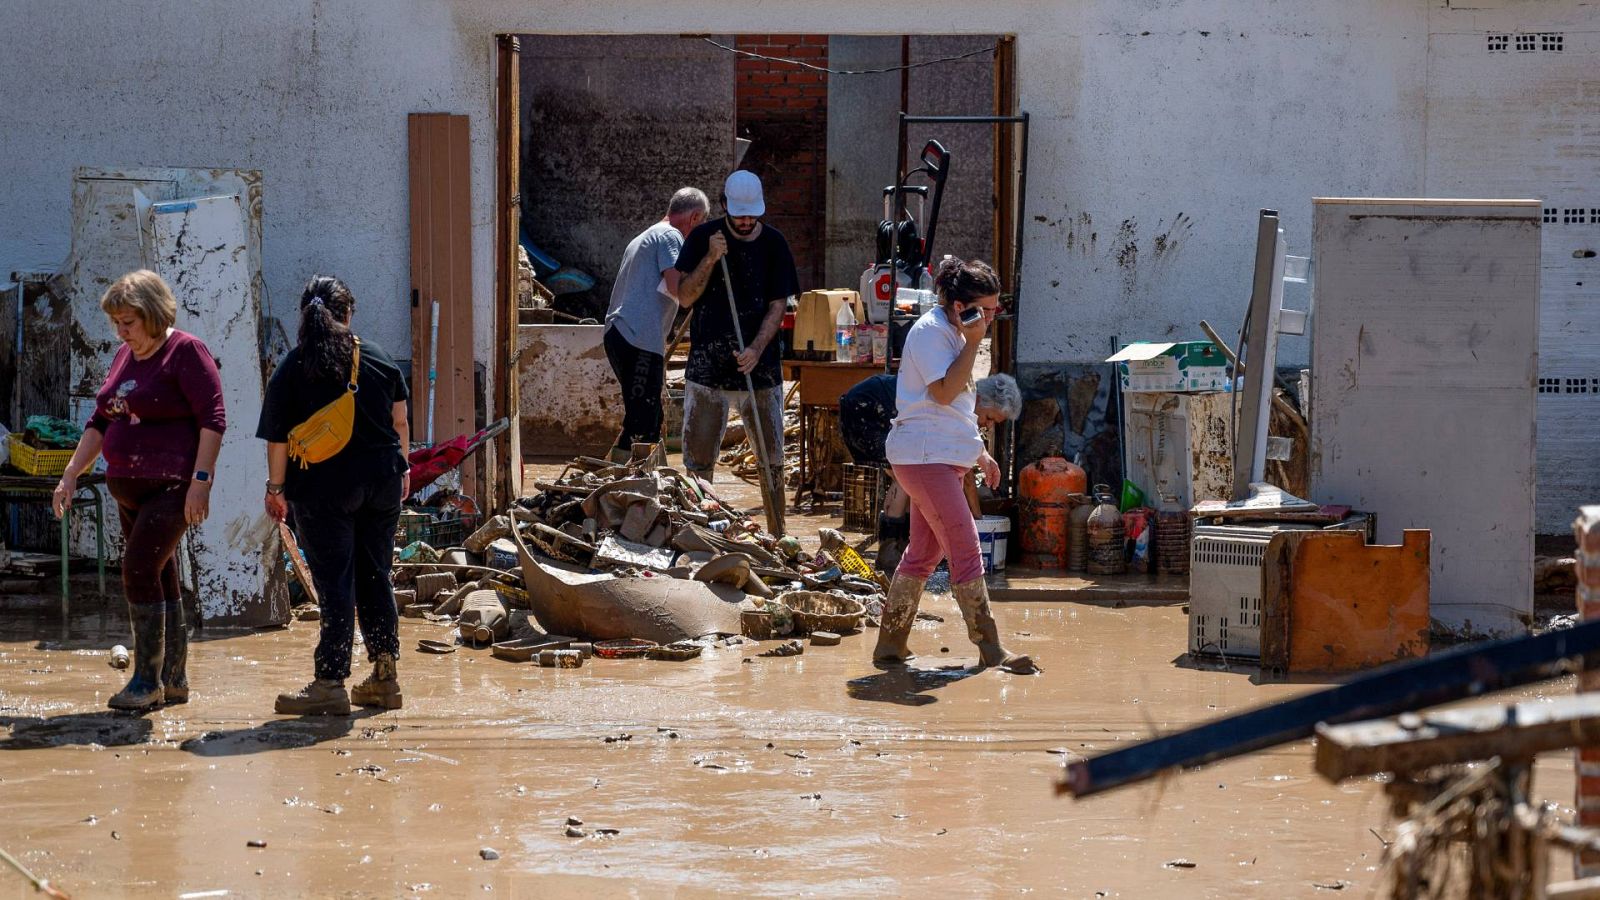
left=604, top=221, right=683, bottom=356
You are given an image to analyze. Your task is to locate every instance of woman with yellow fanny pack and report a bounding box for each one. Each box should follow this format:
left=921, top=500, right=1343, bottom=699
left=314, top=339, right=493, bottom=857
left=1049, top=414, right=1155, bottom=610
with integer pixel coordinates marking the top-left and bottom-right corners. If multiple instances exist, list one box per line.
left=256, top=275, right=411, bottom=716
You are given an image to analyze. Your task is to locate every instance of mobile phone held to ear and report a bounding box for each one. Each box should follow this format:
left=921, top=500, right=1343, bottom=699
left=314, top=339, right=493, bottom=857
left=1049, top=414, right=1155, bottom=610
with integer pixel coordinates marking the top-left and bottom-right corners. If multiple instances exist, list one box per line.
left=958, top=305, right=984, bottom=326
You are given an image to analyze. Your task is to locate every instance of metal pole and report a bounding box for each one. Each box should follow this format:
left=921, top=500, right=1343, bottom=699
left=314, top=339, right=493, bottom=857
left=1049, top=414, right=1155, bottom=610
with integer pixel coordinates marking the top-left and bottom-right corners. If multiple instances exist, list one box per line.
left=717, top=254, right=784, bottom=536
left=426, top=300, right=440, bottom=444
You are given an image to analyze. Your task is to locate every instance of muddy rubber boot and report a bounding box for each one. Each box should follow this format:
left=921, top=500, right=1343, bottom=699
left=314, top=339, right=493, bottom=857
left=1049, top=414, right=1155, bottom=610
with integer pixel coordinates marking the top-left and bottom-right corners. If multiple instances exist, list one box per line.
left=108, top=603, right=165, bottom=712
left=349, top=653, right=403, bottom=710
left=161, top=600, right=189, bottom=705
left=873, top=574, right=927, bottom=664
left=274, top=679, right=352, bottom=716
left=951, top=577, right=1037, bottom=673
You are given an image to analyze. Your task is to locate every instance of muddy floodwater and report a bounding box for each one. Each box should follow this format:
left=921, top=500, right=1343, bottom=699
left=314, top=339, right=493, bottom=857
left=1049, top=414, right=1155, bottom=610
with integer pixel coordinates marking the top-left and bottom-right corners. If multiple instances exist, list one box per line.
left=0, top=589, right=1577, bottom=898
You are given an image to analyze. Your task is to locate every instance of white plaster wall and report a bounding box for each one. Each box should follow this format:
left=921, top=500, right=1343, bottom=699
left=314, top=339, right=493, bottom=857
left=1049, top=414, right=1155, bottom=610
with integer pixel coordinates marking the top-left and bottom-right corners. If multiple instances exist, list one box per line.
left=4, top=0, right=1595, bottom=525
left=0, top=0, right=488, bottom=364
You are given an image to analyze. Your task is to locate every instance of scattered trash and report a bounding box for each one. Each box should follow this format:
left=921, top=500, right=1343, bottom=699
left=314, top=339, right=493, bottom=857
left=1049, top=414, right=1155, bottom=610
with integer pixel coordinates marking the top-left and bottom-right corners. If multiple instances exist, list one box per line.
left=566, top=816, right=583, bottom=826
left=565, top=825, right=587, bottom=838
left=479, top=848, right=500, bottom=861
left=416, top=639, right=456, bottom=654
left=758, top=640, right=804, bottom=658
left=646, top=641, right=703, bottom=661
left=809, top=631, right=841, bottom=647
left=247, top=839, right=267, bottom=848
left=1164, top=859, right=1197, bottom=869
left=108, top=644, right=129, bottom=670
left=1313, top=881, right=1348, bottom=891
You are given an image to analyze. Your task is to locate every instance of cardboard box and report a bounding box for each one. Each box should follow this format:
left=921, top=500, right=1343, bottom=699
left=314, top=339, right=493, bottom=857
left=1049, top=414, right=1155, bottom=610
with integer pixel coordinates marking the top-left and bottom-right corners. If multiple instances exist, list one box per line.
left=793, top=289, right=863, bottom=358
left=1107, top=341, right=1229, bottom=392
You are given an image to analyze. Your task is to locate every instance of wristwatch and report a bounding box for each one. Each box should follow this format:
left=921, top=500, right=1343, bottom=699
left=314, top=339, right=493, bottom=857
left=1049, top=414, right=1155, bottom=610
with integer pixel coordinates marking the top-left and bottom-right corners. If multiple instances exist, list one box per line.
left=193, top=470, right=212, bottom=483
left=265, top=482, right=285, bottom=496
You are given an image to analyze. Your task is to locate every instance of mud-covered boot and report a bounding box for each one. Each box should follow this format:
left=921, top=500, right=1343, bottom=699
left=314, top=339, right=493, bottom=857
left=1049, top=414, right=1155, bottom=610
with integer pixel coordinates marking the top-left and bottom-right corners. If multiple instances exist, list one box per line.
left=274, top=679, right=351, bottom=716
left=875, top=513, right=910, bottom=574
left=951, top=576, right=1037, bottom=674
left=108, top=603, right=165, bottom=712
left=161, top=600, right=189, bottom=704
left=873, top=574, right=927, bottom=664
left=349, top=653, right=403, bottom=710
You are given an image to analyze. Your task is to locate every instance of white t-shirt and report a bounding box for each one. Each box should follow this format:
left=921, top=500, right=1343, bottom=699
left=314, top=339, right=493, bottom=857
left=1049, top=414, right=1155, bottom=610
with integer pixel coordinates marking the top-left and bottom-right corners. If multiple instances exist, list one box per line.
left=884, top=307, right=984, bottom=467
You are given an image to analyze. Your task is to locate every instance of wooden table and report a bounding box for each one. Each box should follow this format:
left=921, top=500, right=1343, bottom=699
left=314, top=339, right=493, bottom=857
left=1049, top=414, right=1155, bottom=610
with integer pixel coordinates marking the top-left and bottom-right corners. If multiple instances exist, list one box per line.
left=0, top=472, right=107, bottom=615
left=783, top=361, right=894, bottom=503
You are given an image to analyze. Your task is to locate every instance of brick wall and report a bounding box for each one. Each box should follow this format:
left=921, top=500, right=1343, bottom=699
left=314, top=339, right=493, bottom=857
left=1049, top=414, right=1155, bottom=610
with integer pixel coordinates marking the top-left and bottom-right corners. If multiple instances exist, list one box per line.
left=735, top=35, right=828, bottom=290
left=1578, top=506, right=1600, bottom=875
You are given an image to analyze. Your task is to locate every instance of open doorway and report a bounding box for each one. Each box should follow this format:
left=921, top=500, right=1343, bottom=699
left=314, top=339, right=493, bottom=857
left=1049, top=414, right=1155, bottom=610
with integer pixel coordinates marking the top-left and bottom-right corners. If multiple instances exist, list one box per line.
left=497, top=33, right=1019, bottom=465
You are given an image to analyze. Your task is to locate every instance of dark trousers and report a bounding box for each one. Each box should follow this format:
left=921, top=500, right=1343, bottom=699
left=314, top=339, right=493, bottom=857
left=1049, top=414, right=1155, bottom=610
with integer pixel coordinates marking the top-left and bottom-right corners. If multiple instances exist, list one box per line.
left=107, top=478, right=187, bottom=607
left=603, top=325, right=666, bottom=451
left=290, top=472, right=403, bottom=681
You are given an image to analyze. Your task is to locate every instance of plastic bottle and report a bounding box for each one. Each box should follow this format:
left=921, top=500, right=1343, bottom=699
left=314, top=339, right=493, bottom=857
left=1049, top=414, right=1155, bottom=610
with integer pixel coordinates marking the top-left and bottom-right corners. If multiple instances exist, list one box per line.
left=835, top=302, right=857, bottom=362
left=1086, top=485, right=1127, bottom=576
left=109, top=644, right=130, bottom=670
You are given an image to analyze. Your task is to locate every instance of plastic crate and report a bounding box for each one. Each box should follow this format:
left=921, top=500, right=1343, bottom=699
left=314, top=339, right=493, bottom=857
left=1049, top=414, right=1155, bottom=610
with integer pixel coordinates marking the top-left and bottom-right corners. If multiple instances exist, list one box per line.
left=7, top=433, right=76, bottom=476
left=397, top=511, right=431, bottom=546
left=841, top=463, right=885, bottom=532
left=423, top=514, right=478, bottom=549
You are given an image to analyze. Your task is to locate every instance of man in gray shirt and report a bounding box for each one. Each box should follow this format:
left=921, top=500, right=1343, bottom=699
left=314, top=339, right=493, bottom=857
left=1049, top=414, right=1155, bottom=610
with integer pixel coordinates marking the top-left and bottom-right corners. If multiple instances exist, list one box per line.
left=602, top=187, right=709, bottom=463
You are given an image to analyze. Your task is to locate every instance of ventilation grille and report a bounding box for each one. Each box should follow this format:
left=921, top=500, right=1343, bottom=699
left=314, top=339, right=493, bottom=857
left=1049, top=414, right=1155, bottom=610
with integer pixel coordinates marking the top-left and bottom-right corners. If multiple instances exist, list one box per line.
left=1540, top=377, right=1600, bottom=395
left=1193, top=538, right=1268, bottom=567
left=1541, top=207, right=1600, bottom=226
left=1489, top=32, right=1564, bottom=53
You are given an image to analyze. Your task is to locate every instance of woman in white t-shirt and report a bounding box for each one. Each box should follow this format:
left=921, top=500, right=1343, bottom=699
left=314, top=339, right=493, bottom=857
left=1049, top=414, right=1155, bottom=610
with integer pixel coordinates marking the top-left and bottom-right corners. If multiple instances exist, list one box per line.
left=876, top=257, right=1035, bottom=674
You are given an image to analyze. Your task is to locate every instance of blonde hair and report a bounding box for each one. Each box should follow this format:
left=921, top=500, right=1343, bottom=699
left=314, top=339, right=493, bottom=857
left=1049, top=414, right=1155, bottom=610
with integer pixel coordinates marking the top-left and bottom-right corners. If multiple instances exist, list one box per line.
left=100, top=269, right=177, bottom=333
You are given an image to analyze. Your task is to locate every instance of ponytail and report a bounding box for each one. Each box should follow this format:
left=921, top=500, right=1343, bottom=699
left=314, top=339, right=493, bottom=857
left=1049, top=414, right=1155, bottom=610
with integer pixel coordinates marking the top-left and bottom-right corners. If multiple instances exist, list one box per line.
left=934, top=256, right=1001, bottom=308
left=297, top=275, right=356, bottom=382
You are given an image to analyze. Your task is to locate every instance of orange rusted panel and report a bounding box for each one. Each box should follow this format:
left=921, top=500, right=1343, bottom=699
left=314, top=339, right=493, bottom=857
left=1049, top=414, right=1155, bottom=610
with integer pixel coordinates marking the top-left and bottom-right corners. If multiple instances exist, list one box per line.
left=1282, top=530, right=1431, bottom=674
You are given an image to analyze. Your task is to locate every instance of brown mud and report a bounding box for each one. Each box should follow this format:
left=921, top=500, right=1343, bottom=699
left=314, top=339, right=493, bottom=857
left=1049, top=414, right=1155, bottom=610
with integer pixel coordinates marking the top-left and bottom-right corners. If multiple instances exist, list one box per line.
left=0, top=464, right=1577, bottom=897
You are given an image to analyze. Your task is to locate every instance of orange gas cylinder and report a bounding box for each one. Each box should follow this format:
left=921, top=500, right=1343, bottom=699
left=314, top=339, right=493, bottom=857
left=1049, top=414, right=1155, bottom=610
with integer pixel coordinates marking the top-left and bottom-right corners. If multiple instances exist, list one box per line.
left=1018, top=456, right=1088, bottom=568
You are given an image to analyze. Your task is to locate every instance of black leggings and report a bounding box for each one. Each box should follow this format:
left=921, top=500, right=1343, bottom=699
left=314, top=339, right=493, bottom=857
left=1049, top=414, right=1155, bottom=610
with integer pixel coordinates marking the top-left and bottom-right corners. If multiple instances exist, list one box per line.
left=107, top=478, right=188, bottom=607
left=603, top=325, right=666, bottom=452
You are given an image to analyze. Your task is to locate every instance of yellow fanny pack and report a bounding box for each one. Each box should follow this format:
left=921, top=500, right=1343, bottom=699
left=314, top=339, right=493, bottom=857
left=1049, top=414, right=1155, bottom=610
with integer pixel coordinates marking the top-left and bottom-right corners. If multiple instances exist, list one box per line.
left=287, top=337, right=360, bottom=468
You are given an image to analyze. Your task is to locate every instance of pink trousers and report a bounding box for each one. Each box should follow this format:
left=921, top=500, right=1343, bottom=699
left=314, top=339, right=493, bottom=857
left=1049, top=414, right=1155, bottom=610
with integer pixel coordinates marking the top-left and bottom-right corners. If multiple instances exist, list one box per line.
left=890, top=462, right=984, bottom=584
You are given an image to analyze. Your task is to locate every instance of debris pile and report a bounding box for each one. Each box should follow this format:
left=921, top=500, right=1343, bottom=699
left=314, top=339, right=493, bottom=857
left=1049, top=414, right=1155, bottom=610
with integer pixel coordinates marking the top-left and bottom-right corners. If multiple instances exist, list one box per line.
left=384, top=454, right=885, bottom=660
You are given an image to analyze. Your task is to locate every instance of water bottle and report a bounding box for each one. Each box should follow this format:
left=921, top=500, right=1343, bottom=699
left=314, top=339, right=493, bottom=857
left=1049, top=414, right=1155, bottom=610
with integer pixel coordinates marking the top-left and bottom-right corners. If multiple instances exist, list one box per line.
left=835, top=302, right=857, bottom=362
left=109, top=644, right=130, bottom=669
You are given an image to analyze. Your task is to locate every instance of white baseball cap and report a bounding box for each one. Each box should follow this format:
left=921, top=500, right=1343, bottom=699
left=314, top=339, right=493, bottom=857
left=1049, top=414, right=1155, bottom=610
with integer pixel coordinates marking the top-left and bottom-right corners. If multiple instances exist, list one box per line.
left=724, top=170, right=765, bottom=217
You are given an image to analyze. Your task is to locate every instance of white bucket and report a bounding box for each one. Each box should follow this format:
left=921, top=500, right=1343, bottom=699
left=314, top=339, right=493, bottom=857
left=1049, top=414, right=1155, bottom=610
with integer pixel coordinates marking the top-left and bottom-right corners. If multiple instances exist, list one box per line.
left=975, top=515, right=1010, bottom=573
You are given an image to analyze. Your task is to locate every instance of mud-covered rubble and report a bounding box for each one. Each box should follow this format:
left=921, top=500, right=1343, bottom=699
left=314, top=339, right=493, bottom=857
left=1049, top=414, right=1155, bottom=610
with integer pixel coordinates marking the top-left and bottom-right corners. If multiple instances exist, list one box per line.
left=385, top=454, right=885, bottom=658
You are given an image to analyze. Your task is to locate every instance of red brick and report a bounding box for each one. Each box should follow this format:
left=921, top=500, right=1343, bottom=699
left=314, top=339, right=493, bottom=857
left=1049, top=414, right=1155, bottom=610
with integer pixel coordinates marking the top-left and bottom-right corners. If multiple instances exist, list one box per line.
left=780, top=45, right=824, bottom=58
left=744, top=72, right=784, bottom=86
left=801, top=34, right=829, bottom=45
left=768, top=86, right=803, bottom=98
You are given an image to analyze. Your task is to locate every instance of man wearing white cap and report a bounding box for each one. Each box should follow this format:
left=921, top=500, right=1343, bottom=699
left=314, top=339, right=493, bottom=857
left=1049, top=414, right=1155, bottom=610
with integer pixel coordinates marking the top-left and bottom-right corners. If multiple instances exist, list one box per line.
left=673, top=170, right=799, bottom=484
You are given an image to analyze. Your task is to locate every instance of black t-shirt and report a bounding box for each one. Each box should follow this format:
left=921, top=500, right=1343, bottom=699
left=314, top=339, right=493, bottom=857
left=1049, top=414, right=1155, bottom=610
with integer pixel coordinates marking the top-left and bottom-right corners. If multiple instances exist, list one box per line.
left=256, top=337, right=410, bottom=502
left=675, top=218, right=800, bottom=391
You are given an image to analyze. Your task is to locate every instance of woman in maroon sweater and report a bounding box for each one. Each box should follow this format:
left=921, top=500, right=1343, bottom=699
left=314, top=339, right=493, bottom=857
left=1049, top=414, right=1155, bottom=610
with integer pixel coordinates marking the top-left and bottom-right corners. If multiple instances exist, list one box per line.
left=52, top=270, right=226, bottom=712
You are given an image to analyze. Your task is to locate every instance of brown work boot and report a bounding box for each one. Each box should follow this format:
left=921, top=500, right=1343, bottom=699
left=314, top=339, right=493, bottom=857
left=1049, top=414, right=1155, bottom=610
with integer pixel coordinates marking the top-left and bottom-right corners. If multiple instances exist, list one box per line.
left=951, top=576, right=1038, bottom=674
left=349, top=653, right=403, bottom=710
left=274, top=679, right=352, bottom=716
left=873, top=574, right=927, bottom=665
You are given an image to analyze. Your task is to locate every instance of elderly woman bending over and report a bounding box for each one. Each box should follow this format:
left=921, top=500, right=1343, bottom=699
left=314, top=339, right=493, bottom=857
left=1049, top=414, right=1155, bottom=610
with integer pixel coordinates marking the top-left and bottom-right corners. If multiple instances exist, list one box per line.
left=873, top=257, right=1034, bottom=674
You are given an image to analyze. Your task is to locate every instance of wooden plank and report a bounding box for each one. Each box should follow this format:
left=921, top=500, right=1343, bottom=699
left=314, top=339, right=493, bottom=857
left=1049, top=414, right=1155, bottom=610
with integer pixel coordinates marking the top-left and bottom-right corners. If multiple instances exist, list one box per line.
left=1315, top=694, right=1600, bottom=782
left=494, top=35, right=522, bottom=507
left=1059, top=617, right=1600, bottom=798
left=408, top=113, right=476, bottom=494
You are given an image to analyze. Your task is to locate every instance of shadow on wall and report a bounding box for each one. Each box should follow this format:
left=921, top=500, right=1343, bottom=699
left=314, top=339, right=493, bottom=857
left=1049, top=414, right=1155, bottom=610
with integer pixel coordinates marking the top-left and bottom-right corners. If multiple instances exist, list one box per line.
left=1015, top=363, right=1122, bottom=491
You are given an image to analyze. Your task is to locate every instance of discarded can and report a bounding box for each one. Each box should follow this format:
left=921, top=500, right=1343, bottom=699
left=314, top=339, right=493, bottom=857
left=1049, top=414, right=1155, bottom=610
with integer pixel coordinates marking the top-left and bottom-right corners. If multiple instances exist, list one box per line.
left=538, top=649, right=583, bottom=668
left=109, top=644, right=130, bottom=670
left=569, top=642, right=595, bottom=659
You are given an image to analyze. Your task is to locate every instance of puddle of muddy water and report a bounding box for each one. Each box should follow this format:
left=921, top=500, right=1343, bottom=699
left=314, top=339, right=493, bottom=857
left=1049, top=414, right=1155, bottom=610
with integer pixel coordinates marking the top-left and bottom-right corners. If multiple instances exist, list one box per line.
left=0, top=581, right=1579, bottom=897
